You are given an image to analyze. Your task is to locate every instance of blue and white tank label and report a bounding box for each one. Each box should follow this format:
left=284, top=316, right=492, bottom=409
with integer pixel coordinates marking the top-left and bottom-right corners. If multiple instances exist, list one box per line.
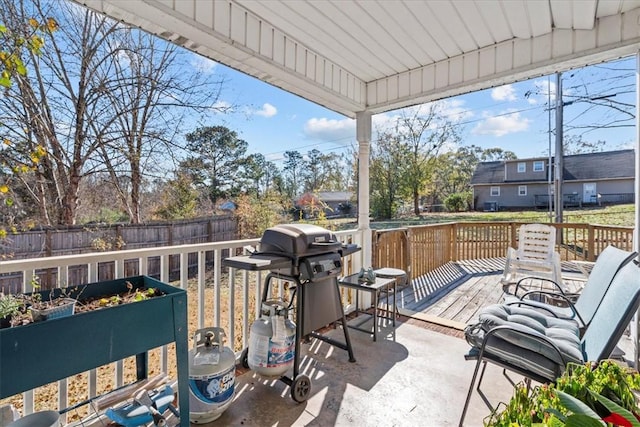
left=189, top=365, right=235, bottom=404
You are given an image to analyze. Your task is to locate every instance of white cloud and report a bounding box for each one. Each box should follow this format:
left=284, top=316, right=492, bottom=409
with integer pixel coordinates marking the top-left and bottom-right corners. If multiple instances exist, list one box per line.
left=254, top=103, right=277, bottom=118
left=303, top=117, right=356, bottom=142
left=491, top=84, right=517, bottom=101
left=472, top=110, right=531, bottom=137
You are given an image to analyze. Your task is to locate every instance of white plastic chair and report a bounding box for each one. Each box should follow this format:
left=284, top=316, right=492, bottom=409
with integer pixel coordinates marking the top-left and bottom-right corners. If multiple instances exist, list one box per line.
left=501, top=223, right=562, bottom=287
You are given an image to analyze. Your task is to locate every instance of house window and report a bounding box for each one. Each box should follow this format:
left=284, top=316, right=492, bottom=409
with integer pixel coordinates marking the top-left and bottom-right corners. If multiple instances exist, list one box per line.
left=533, top=161, right=544, bottom=172
left=490, top=186, right=500, bottom=197
left=518, top=185, right=527, bottom=196
left=517, top=162, right=526, bottom=173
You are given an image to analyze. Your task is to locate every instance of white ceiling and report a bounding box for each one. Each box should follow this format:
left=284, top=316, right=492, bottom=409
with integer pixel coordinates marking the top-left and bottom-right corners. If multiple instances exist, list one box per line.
left=75, top=0, right=640, bottom=118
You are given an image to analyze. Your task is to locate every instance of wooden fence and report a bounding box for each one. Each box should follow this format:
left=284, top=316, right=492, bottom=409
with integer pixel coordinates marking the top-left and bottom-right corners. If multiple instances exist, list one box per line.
left=373, top=222, right=634, bottom=283
left=0, top=216, right=237, bottom=290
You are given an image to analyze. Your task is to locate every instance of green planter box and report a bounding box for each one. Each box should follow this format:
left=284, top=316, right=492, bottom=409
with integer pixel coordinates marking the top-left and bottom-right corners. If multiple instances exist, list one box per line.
left=0, top=276, right=189, bottom=426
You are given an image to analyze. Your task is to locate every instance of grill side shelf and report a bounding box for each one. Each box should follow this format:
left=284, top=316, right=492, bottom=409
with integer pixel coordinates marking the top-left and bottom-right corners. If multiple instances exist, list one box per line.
left=222, top=254, right=293, bottom=271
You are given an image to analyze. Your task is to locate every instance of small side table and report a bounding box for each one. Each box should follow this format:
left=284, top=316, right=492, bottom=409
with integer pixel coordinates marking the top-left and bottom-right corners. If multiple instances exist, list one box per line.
left=339, top=273, right=396, bottom=341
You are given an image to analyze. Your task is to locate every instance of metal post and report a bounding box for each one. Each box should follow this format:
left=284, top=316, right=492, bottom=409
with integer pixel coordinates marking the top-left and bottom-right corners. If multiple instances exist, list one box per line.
left=554, top=73, right=564, bottom=225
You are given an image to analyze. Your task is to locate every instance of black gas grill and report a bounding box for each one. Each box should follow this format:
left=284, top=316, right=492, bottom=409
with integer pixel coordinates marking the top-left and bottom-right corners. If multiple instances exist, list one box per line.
left=258, top=224, right=352, bottom=280
left=223, top=223, right=359, bottom=402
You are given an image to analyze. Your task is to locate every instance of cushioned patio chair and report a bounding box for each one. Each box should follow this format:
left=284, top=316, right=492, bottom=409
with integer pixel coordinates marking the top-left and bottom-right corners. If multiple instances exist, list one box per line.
left=501, top=223, right=562, bottom=287
left=504, top=245, right=636, bottom=332
left=458, top=259, right=640, bottom=427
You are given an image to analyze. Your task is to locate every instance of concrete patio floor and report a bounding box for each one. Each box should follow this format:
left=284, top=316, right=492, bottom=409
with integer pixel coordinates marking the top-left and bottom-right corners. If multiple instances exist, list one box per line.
left=207, top=316, right=527, bottom=427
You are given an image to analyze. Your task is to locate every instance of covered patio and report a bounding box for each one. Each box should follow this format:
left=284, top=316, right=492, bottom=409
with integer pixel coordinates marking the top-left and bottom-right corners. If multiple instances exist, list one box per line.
left=3, top=0, right=640, bottom=425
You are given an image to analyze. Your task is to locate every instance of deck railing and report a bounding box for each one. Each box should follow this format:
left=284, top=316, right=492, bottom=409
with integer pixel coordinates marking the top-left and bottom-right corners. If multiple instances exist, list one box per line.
left=0, top=229, right=363, bottom=422
left=373, top=222, right=634, bottom=282
left=1, top=221, right=633, bottom=421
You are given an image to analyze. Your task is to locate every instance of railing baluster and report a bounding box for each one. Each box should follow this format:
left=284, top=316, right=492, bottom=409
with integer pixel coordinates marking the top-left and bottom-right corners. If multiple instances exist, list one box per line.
left=198, top=250, right=206, bottom=329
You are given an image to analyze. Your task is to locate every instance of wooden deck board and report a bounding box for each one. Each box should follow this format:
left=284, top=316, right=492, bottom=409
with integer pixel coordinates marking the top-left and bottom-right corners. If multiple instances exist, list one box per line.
left=399, top=259, right=592, bottom=329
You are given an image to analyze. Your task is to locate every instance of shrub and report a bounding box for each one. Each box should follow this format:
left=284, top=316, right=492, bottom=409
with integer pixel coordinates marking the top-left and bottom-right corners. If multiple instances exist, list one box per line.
left=444, top=193, right=469, bottom=212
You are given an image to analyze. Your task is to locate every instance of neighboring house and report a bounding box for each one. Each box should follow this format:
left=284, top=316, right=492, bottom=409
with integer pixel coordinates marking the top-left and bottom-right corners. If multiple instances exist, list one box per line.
left=295, top=191, right=355, bottom=217
left=471, top=149, right=635, bottom=211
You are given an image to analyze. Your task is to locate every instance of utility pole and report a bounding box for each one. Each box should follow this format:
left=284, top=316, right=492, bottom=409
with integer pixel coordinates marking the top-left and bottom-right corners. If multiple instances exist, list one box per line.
left=554, top=73, right=564, bottom=224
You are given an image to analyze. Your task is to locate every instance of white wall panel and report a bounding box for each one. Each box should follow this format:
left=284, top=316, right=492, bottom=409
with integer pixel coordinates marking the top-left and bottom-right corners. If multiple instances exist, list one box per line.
left=340, top=71, right=348, bottom=97
left=409, top=70, right=422, bottom=96
left=398, top=72, right=410, bottom=99
left=305, top=52, right=316, bottom=81
left=574, top=29, right=597, bottom=52
left=376, top=80, right=388, bottom=105
left=513, top=38, right=532, bottom=69
left=272, top=32, right=285, bottom=66
left=194, top=1, right=213, bottom=28
left=478, top=48, right=496, bottom=78
left=315, top=58, right=325, bottom=87
left=230, top=6, right=245, bottom=45
left=366, top=82, right=377, bottom=107
left=495, top=43, right=513, bottom=73
left=552, top=29, right=573, bottom=58
left=598, top=14, right=622, bottom=47
left=213, top=1, right=230, bottom=38
left=259, top=25, right=272, bottom=59
left=622, top=7, right=640, bottom=40
left=449, top=56, right=463, bottom=85
left=245, top=14, right=260, bottom=52
left=435, top=62, right=449, bottom=88
left=174, top=0, right=195, bottom=20
left=387, top=76, right=398, bottom=103
left=531, top=33, right=552, bottom=63
left=463, top=52, right=479, bottom=82
left=325, top=61, right=334, bottom=91
left=285, top=39, right=296, bottom=70
left=422, top=66, right=435, bottom=93
left=296, top=44, right=305, bottom=75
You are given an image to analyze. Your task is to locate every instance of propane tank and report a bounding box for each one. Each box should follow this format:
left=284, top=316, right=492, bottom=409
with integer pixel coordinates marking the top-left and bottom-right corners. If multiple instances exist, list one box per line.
left=188, top=327, right=236, bottom=424
left=247, top=300, right=296, bottom=377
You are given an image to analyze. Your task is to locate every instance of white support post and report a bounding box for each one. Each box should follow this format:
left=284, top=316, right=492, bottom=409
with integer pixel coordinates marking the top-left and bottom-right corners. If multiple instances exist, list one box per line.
left=356, top=111, right=372, bottom=269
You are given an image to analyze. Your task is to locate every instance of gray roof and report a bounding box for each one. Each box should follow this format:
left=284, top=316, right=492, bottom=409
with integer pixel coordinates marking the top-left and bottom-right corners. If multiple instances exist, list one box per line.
left=470, top=161, right=504, bottom=185
left=317, top=191, right=354, bottom=202
left=471, top=149, right=635, bottom=185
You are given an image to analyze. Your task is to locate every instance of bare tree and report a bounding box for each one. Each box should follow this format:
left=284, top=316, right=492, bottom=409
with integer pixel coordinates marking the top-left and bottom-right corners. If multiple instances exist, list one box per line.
left=92, top=29, right=226, bottom=223
left=0, top=0, right=120, bottom=225
left=394, top=104, right=460, bottom=216
left=0, top=0, right=227, bottom=225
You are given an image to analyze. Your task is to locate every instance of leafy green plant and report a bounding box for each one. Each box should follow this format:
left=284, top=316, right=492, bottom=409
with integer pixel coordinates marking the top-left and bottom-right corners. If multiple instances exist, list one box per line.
left=0, top=292, right=24, bottom=320
left=486, top=361, right=640, bottom=427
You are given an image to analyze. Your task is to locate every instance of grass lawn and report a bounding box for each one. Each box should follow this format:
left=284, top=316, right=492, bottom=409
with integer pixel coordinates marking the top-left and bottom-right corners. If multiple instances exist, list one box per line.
left=331, top=203, right=636, bottom=230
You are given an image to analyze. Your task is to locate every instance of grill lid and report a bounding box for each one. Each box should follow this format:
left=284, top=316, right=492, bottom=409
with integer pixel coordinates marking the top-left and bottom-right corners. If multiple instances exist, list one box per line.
left=259, top=224, right=342, bottom=256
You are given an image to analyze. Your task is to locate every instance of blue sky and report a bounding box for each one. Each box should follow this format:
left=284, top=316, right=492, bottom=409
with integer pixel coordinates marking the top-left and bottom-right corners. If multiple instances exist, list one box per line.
left=190, top=54, right=637, bottom=164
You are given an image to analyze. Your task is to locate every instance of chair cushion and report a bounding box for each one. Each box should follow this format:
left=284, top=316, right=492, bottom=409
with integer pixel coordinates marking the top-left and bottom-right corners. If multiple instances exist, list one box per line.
left=469, top=304, right=584, bottom=373
left=503, top=294, right=577, bottom=322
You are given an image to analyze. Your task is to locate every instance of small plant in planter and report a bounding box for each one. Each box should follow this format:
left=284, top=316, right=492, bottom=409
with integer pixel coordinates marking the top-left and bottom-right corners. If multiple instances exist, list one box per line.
left=0, top=292, right=26, bottom=328
left=485, top=360, right=640, bottom=427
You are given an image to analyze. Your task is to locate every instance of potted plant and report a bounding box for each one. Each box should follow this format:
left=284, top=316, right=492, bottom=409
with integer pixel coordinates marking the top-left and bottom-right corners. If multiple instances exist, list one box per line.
left=485, top=360, right=640, bottom=426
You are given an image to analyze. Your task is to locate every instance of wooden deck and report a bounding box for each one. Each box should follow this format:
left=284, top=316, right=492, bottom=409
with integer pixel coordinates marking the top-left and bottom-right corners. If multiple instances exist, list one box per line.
left=397, top=257, right=589, bottom=330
